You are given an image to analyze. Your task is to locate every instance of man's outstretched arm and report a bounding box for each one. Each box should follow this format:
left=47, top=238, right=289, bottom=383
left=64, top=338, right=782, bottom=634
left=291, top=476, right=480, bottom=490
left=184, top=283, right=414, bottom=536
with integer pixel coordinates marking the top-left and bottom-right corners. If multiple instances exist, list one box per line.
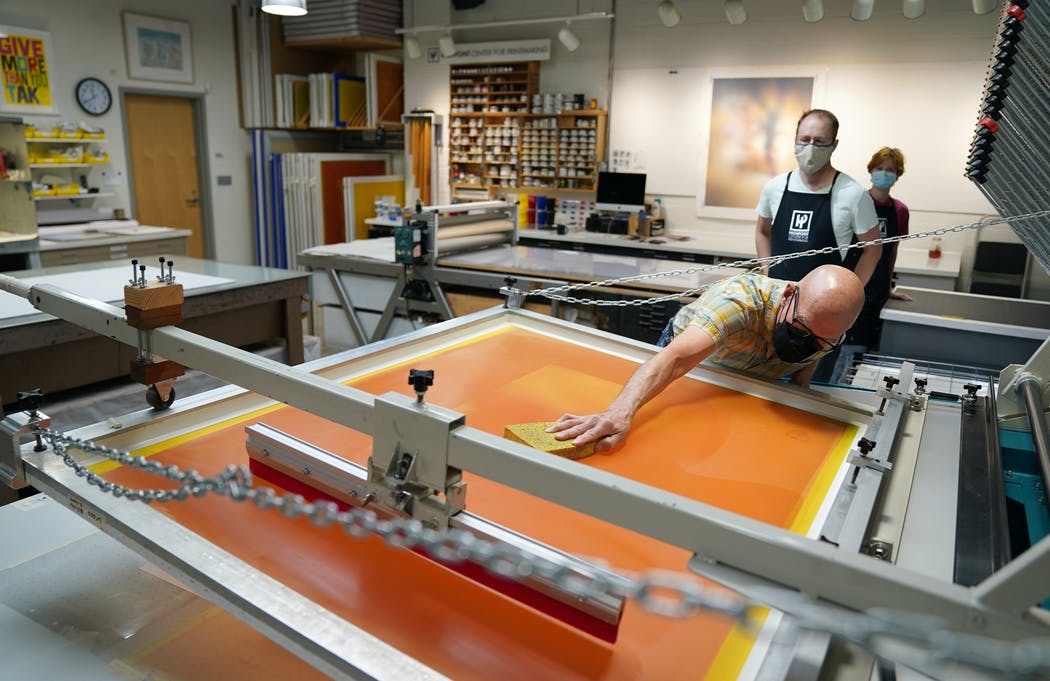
left=547, top=325, right=717, bottom=452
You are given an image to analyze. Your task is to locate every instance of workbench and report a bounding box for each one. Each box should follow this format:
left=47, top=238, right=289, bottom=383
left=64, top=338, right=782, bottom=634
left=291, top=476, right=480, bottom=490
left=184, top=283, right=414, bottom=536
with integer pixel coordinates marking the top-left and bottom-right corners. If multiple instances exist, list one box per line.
left=0, top=257, right=308, bottom=404
left=37, top=223, right=192, bottom=268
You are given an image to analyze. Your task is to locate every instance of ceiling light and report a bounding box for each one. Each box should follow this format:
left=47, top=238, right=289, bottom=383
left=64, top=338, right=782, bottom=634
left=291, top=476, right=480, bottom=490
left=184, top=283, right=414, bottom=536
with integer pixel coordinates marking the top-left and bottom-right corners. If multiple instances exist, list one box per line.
left=657, top=1, right=681, bottom=28
left=723, top=0, right=747, bottom=24
left=972, top=0, right=998, bottom=13
left=558, top=22, right=581, bottom=52
left=439, top=34, right=456, bottom=58
left=261, top=0, right=307, bottom=16
left=902, top=0, right=925, bottom=18
left=404, top=35, right=422, bottom=60
left=851, top=0, right=874, bottom=20
left=802, top=0, right=824, bottom=23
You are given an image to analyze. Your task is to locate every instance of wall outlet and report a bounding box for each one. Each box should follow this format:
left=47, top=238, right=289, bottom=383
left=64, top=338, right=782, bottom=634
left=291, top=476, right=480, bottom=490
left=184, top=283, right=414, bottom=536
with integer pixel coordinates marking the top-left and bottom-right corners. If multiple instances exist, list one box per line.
left=101, top=170, right=124, bottom=187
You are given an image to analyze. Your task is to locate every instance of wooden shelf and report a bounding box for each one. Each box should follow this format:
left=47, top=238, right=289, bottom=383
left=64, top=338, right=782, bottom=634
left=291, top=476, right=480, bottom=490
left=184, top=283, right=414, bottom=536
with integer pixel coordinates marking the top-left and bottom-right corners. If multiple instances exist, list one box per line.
left=35, top=192, right=114, bottom=202
left=30, top=163, right=101, bottom=169
left=26, top=138, right=107, bottom=143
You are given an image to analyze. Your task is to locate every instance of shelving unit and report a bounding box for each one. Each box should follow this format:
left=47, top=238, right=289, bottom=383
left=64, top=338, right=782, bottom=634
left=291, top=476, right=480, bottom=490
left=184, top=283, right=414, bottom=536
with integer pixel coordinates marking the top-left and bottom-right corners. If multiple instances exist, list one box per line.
left=0, top=119, right=39, bottom=270
left=25, top=134, right=111, bottom=218
left=448, top=61, right=606, bottom=201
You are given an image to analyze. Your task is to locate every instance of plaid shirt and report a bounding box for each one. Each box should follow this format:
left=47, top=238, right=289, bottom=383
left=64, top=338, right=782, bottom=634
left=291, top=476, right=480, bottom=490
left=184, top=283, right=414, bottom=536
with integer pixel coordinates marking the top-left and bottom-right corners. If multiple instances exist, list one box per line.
left=670, top=274, right=833, bottom=378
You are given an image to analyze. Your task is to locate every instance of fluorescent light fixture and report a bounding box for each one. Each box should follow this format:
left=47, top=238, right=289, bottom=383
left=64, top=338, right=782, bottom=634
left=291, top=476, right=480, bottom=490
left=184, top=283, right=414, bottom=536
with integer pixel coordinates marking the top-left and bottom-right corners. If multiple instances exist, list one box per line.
left=261, top=0, right=307, bottom=16
left=723, top=0, right=747, bottom=24
left=404, top=35, right=422, bottom=60
left=902, top=0, right=925, bottom=18
left=972, top=0, right=998, bottom=13
left=851, top=0, right=874, bottom=20
left=439, top=34, right=456, bottom=58
left=657, top=0, right=681, bottom=27
left=802, top=0, right=824, bottom=22
left=558, top=22, right=581, bottom=52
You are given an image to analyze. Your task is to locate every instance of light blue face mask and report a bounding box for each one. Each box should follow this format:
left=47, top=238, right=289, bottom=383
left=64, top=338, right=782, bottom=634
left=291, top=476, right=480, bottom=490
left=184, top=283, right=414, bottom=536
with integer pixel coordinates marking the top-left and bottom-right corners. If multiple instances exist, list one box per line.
left=871, top=170, right=897, bottom=190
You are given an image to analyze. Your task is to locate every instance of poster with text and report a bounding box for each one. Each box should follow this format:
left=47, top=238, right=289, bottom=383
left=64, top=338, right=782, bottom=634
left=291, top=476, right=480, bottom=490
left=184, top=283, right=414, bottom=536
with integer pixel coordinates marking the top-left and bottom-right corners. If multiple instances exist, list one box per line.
left=0, top=27, right=57, bottom=114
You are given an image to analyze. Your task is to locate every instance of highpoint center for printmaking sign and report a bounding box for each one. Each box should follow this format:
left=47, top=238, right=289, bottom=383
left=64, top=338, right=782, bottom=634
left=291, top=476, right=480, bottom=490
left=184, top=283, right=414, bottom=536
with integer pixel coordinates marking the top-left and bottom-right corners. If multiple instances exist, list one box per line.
left=444, top=39, right=550, bottom=64
left=0, top=26, right=57, bottom=114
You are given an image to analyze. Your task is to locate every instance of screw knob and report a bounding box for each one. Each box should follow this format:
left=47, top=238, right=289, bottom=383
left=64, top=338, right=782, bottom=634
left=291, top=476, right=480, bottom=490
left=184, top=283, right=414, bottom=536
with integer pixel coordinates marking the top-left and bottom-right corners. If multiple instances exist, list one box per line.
left=857, top=437, right=877, bottom=456
left=17, top=388, right=44, bottom=413
left=883, top=376, right=900, bottom=389
left=408, top=369, right=434, bottom=401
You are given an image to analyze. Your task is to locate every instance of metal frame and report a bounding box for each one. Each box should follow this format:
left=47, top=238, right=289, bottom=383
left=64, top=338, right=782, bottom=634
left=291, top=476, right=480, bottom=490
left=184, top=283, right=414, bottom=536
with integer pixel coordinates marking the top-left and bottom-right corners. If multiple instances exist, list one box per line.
left=3, top=273, right=1050, bottom=679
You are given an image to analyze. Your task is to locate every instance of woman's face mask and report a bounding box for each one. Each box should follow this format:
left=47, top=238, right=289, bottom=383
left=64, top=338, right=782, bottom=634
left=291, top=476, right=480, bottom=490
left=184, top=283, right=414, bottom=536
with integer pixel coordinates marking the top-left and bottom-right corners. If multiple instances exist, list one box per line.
left=871, top=169, right=898, bottom=190
left=772, top=290, right=835, bottom=363
left=794, top=143, right=835, bottom=175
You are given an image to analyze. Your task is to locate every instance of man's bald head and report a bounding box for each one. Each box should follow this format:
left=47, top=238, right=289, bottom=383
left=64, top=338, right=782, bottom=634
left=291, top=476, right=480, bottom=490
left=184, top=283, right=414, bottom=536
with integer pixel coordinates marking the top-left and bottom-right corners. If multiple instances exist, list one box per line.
left=795, top=265, right=865, bottom=339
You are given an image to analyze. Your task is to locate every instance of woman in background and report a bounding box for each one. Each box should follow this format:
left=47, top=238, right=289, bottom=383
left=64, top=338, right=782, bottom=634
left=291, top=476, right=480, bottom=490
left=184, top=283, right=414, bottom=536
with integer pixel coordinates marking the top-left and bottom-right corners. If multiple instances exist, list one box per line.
left=846, top=146, right=914, bottom=349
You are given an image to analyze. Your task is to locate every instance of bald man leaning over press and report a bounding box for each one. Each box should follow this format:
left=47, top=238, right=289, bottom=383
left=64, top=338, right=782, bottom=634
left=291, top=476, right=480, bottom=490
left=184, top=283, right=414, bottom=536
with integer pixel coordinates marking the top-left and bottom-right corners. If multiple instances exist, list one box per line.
left=547, top=265, right=865, bottom=453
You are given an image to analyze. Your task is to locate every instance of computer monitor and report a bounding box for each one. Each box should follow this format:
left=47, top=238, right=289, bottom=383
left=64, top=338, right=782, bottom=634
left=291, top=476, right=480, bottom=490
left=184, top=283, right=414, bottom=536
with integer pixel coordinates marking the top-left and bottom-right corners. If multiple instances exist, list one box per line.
left=595, top=171, right=647, bottom=213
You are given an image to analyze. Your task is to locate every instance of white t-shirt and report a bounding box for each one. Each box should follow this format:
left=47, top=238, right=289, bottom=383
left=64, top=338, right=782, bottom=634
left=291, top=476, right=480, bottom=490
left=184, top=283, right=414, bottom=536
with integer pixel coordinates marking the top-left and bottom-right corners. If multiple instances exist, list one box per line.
left=756, top=171, right=879, bottom=251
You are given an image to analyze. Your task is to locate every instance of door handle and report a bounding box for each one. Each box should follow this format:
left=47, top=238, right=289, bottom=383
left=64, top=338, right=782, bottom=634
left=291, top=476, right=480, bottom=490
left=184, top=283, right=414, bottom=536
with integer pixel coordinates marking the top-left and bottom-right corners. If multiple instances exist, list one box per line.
left=185, top=189, right=200, bottom=206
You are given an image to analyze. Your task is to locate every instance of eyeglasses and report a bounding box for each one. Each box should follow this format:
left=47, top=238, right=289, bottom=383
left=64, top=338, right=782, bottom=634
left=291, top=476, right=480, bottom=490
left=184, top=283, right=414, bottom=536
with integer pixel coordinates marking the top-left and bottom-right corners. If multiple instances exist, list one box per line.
left=785, top=291, right=844, bottom=350
left=795, top=136, right=834, bottom=147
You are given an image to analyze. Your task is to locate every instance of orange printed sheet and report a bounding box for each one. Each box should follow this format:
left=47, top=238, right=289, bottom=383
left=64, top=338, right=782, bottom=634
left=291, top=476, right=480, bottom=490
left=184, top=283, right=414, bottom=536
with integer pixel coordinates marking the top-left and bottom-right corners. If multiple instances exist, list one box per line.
left=98, top=325, right=856, bottom=680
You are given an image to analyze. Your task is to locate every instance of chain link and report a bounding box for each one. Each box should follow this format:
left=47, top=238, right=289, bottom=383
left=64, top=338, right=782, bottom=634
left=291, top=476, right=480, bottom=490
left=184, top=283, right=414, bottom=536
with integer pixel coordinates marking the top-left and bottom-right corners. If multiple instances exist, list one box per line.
left=33, top=427, right=1050, bottom=679
left=511, top=211, right=1050, bottom=306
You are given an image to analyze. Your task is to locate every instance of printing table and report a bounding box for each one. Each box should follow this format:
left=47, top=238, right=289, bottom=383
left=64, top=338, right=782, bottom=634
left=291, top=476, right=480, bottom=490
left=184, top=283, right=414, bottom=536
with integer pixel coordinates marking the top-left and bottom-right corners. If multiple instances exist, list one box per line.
left=0, top=257, right=308, bottom=404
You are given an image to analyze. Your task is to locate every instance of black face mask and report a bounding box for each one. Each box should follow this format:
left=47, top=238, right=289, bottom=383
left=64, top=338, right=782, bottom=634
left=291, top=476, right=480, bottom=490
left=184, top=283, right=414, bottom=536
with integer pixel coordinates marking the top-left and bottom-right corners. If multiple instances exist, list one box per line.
left=772, top=321, right=824, bottom=363
left=772, top=290, right=825, bottom=363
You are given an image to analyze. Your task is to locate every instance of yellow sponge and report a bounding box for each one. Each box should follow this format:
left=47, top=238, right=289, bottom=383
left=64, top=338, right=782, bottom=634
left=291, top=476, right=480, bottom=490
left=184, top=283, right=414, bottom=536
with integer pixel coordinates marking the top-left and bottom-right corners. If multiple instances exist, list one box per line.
left=503, top=422, right=595, bottom=460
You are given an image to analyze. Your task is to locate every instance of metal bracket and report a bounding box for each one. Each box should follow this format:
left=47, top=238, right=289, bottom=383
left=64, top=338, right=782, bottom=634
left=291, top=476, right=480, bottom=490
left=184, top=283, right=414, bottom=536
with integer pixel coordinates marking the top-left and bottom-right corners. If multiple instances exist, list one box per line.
left=0, top=407, right=51, bottom=489
left=366, top=391, right=466, bottom=529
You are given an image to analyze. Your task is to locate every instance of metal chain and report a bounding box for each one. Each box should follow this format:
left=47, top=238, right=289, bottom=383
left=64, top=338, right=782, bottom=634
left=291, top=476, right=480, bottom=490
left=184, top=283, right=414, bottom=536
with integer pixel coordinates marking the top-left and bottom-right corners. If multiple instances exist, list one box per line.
left=35, top=427, right=1050, bottom=678
left=510, top=211, right=1050, bottom=306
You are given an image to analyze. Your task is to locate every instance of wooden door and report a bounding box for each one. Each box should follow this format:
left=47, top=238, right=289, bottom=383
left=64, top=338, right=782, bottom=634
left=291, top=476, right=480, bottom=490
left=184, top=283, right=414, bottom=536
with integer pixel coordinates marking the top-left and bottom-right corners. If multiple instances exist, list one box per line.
left=125, top=94, right=205, bottom=257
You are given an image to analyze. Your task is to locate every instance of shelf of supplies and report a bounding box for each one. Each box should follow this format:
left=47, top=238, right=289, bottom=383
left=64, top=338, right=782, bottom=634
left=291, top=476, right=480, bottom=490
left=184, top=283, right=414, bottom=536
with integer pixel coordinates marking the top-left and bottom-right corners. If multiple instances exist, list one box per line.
left=26, top=137, right=107, bottom=143
left=35, top=192, right=114, bottom=202
left=30, top=163, right=99, bottom=169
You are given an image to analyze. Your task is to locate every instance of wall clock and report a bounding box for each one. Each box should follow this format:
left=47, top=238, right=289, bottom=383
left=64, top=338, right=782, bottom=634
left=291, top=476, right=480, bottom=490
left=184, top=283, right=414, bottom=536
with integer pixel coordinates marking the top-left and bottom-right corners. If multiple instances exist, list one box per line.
left=75, top=77, right=112, bottom=116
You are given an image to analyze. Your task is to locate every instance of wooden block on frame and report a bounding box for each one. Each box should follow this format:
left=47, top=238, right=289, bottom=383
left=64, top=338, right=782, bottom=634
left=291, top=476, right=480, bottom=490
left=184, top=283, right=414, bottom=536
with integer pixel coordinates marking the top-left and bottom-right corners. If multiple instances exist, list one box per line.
left=129, top=358, right=185, bottom=385
left=124, top=282, right=184, bottom=310
left=125, top=304, right=183, bottom=329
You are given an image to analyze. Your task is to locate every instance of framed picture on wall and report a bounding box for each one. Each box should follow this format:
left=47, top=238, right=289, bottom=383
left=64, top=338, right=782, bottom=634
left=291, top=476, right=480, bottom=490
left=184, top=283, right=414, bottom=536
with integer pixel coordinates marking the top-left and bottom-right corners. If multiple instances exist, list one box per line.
left=697, top=67, right=824, bottom=219
left=0, top=26, right=59, bottom=114
left=123, top=12, right=194, bottom=84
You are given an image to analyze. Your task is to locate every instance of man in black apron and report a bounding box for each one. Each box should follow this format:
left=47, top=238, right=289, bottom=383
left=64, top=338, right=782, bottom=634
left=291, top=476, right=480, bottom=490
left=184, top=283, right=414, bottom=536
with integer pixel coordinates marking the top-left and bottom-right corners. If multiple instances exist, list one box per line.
left=756, top=109, right=882, bottom=287
left=756, top=109, right=881, bottom=383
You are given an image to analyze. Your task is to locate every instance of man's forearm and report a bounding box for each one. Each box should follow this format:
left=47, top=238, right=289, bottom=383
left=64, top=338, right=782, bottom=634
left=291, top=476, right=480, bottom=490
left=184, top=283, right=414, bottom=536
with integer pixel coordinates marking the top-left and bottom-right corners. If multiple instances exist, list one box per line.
left=853, top=244, right=883, bottom=285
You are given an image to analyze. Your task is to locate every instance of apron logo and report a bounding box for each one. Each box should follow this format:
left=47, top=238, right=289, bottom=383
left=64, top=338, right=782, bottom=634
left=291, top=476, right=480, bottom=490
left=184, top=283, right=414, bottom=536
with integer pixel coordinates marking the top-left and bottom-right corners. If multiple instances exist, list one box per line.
left=788, top=210, right=813, bottom=243
left=877, top=217, right=888, bottom=236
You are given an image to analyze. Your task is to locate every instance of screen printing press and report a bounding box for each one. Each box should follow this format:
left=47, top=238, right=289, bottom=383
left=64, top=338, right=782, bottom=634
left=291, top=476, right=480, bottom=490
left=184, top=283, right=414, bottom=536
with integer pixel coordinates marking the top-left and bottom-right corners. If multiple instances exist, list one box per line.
left=1, top=264, right=1049, bottom=681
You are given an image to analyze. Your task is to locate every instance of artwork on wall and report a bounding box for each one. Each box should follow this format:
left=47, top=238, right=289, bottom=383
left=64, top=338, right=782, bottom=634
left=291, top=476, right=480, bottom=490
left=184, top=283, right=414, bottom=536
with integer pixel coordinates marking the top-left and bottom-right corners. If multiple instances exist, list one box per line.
left=698, top=69, right=819, bottom=218
left=123, top=12, right=194, bottom=84
left=0, top=26, right=58, bottom=114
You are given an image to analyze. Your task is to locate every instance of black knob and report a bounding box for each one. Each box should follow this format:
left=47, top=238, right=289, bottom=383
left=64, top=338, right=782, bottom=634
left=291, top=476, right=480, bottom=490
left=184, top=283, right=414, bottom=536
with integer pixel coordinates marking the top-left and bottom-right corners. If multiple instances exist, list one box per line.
left=915, top=378, right=928, bottom=390
left=857, top=438, right=877, bottom=455
left=964, top=383, right=981, bottom=397
left=17, top=388, right=45, bottom=413
left=408, top=369, right=434, bottom=396
left=883, top=376, right=900, bottom=390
